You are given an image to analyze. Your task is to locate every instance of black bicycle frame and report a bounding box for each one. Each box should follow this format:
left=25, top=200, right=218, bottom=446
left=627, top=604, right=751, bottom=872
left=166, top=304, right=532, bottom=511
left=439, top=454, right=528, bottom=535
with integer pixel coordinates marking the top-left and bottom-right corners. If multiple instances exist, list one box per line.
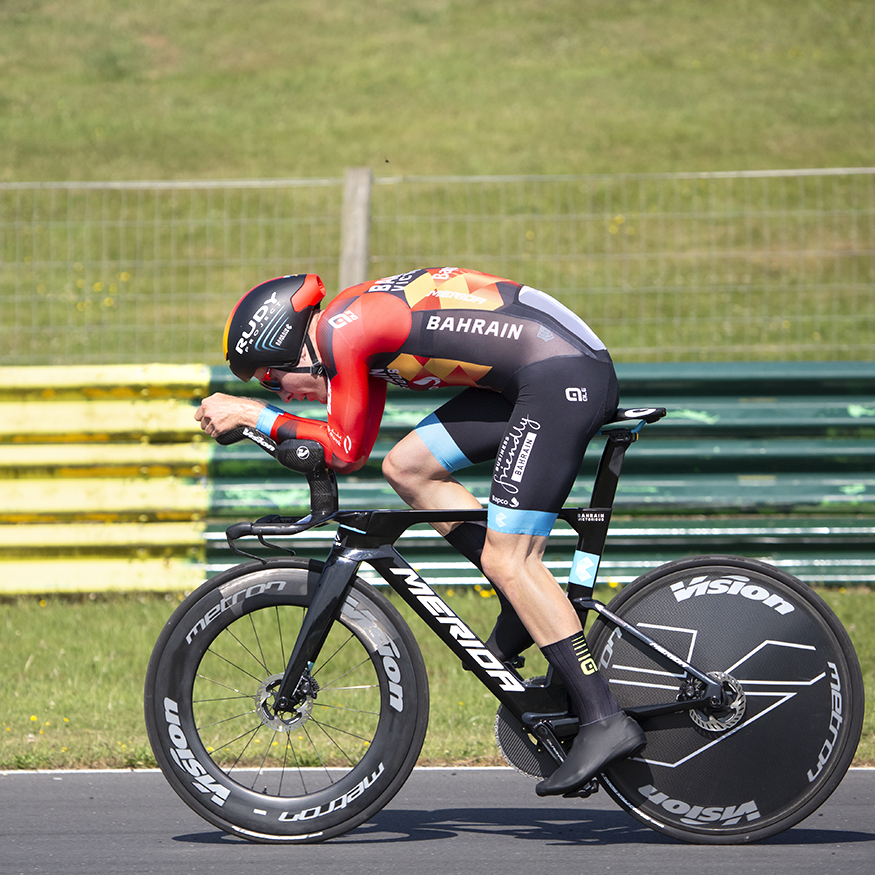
left=247, top=421, right=726, bottom=732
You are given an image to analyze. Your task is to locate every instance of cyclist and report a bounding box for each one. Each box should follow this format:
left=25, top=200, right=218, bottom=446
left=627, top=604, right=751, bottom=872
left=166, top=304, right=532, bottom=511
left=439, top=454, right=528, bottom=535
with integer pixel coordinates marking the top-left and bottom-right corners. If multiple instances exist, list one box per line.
left=195, top=268, right=645, bottom=796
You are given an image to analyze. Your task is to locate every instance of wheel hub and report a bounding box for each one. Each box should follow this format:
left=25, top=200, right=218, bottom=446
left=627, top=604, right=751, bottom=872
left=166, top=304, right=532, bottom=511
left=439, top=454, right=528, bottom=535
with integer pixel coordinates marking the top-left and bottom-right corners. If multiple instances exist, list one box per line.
left=255, top=673, right=315, bottom=732
left=689, top=672, right=746, bottom=732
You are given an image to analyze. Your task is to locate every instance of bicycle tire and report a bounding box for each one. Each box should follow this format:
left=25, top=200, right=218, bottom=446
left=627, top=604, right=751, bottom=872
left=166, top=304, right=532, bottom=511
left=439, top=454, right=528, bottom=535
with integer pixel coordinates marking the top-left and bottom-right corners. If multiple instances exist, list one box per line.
left=587, top=555, right=863, bottom=844
left=144, top=559, right=429, bottom=843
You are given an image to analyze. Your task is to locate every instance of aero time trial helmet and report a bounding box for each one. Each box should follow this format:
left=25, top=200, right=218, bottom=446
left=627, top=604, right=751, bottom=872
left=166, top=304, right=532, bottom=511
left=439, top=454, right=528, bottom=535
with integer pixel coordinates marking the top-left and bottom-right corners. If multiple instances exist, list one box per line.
left=223, top=274, right=326, bottom=381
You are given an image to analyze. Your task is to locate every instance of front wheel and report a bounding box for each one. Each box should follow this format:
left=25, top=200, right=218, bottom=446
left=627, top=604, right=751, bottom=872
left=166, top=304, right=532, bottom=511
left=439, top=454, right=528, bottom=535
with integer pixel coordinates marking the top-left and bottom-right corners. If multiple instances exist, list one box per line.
left=588, top=556, right=864, bottom=844
left=144, top=559, right=429, bottom=842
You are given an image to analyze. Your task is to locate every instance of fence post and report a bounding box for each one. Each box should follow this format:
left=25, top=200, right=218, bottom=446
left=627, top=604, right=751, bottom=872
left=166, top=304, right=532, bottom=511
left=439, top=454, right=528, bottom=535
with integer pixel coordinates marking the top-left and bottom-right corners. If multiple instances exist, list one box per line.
left=339, top=167, right=373, bottom=290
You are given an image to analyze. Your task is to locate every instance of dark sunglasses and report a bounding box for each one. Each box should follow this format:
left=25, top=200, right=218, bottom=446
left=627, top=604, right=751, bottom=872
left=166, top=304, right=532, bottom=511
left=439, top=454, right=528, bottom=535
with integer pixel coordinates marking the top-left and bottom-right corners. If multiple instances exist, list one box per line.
left=258, top=368, right=285, bottom=392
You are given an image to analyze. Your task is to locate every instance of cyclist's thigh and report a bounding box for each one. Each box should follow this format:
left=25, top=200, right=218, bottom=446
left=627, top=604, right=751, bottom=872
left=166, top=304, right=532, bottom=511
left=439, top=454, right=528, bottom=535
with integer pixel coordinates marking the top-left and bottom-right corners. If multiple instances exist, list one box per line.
left=413, top=356, right=617, bottom=519
left=488, top=357, right=618, bottom=534
left=414, top=387, right=513, bottom=472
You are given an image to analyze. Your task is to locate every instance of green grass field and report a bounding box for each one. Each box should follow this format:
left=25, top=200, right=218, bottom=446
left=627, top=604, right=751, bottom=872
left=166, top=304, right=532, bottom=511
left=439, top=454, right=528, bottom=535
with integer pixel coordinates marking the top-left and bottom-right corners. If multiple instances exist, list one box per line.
left=2, top=2, right=873, bottom=364
left=2, top=586, right=872, bottom=770
left=1, top=2, right=871, bottom=772
left=1, top=1, right=872, bottom=182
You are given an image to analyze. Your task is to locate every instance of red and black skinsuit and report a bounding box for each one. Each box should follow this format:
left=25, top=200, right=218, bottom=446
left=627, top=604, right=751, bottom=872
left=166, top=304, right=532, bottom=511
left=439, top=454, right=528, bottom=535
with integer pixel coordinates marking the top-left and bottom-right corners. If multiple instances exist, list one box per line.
left=256, top=267, right=618, bottom=538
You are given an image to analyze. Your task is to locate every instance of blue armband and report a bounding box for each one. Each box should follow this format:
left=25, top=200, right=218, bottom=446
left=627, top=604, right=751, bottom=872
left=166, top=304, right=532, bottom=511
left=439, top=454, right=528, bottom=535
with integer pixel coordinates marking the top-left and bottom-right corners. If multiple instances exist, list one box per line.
left=256, top=404, right=285, bottom=437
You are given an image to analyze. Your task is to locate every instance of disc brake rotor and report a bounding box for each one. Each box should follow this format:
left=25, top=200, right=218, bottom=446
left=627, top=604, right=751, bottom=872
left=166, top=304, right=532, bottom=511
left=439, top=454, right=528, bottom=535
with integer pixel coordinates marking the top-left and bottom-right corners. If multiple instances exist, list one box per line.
left=690, top=671, right=746, bottom=732
left=255, top=673, right=314, bottom=732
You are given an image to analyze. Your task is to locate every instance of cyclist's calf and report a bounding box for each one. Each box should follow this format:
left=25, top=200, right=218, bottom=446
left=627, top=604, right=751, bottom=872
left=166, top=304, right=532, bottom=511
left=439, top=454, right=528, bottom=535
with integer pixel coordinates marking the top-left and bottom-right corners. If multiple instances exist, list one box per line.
left=481, top=529, right=583, bottom=649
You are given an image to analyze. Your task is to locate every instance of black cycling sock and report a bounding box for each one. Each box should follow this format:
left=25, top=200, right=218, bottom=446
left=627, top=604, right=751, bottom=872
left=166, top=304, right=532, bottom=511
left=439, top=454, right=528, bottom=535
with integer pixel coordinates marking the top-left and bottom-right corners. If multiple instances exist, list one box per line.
left=541, top=631, right=621, bottom=726
left=443, top=522, right=534, bottom=661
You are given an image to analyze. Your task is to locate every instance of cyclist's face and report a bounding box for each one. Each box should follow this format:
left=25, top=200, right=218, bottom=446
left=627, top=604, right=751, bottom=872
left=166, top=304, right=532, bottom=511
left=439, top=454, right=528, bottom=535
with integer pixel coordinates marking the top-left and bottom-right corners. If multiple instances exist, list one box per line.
left=253, top=366, right=327, bottom=405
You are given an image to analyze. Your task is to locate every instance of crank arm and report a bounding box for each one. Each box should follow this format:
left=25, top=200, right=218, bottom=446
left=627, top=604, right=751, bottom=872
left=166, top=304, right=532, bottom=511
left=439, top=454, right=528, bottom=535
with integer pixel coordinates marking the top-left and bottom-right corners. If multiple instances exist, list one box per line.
left=528, top=720, right=568, bottom=765
left=625, top=696, right=715, bottom=721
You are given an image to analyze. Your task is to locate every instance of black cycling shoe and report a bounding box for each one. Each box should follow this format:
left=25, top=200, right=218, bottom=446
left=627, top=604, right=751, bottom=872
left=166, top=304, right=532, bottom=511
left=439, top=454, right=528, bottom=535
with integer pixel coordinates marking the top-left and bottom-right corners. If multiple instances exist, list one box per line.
left=535, top=712, right=645, bottom=798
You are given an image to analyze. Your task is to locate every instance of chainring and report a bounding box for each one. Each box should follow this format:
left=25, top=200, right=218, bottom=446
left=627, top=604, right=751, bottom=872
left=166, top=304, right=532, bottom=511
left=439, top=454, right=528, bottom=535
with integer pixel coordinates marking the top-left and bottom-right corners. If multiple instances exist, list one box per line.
left=494, top=677, right=567, bottom=779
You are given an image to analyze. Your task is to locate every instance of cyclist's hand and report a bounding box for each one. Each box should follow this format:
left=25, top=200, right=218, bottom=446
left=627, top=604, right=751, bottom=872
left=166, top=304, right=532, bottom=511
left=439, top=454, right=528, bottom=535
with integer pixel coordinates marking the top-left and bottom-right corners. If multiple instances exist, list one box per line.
left=195, top=393, right=264, bottom=438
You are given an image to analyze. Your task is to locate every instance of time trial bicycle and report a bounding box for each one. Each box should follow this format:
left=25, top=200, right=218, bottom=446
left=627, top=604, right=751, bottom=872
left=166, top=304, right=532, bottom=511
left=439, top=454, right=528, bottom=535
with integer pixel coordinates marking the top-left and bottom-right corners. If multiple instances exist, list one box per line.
left=144, top=407, right=863, bottom=844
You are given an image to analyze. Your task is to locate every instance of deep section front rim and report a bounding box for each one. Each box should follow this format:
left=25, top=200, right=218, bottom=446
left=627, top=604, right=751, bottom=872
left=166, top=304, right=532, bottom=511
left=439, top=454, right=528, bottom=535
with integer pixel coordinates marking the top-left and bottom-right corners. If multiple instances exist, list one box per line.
left=145, top=560, right=429, bottom=842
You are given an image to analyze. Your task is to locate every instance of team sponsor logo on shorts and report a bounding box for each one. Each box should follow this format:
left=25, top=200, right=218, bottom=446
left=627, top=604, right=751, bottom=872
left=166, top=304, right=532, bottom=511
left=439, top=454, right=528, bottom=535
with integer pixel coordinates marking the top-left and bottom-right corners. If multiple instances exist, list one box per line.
left=565, top=387, right=588, bottom=402
left=494, top=416, right=541, bottom=495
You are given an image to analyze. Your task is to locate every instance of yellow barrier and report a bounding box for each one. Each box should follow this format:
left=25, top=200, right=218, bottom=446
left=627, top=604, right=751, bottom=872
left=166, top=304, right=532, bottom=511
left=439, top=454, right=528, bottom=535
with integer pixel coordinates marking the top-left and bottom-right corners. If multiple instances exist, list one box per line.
left=4, top=362, right=874, bottom=594
left=0, top=364, right=211, bottom=401
left=0, top=365, right=213, bottom=595
left=0, top=558, right=206, bottom=594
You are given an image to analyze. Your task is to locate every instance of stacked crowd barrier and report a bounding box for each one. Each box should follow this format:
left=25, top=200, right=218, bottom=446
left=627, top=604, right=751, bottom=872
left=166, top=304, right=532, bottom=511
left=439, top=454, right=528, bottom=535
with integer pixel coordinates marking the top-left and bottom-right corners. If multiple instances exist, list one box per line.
left=1, top=362, right=873, bottom=595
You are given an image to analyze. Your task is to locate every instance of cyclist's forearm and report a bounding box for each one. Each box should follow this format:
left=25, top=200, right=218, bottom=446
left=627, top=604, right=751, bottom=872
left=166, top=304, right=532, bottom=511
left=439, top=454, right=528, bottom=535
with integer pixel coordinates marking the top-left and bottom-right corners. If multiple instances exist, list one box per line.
left=267, top=411, right=365, bottom=473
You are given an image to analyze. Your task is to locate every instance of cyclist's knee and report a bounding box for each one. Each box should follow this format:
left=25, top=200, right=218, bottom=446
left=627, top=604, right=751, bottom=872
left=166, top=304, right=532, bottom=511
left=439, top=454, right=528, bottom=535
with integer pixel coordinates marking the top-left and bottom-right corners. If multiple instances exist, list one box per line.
left=480, top=535, right=539, bottom=596
left=381, top=445, right=407, bottom=490
left=382, top=435, right=442, bottom=494
left=481, top=551, right=516, bottom=599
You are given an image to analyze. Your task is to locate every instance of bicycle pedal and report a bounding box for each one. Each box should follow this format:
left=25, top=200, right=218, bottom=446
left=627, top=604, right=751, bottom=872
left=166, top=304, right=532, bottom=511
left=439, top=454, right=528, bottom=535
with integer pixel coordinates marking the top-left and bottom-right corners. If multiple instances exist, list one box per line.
left=562, top=777, right=599, bottom=799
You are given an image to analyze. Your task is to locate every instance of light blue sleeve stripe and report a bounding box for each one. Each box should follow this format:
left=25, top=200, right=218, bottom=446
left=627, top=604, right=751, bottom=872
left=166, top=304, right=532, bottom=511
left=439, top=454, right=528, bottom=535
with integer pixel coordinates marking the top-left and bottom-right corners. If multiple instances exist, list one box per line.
left=414, top=412, right=473, bottom=473
left=256, top=404, right=285, bottom=437
left=487, top=504, right=557, bottom=538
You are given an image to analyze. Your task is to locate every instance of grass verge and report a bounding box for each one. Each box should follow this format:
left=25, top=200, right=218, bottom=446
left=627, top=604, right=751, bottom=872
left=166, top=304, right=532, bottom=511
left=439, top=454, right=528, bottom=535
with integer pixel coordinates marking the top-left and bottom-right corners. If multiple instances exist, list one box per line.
left=1, top=584, right=872, bottom=770
left=2, top=1, right=873, bottom=181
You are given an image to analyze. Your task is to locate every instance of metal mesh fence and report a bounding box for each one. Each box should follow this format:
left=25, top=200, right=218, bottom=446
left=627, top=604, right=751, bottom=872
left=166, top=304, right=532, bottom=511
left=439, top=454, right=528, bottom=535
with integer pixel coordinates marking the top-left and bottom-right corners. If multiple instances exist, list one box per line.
left=370, top=170, right=875, bottom=362
left=1, top=169, right=872, bottom=365
left=0, top=179, right=343, bottom=365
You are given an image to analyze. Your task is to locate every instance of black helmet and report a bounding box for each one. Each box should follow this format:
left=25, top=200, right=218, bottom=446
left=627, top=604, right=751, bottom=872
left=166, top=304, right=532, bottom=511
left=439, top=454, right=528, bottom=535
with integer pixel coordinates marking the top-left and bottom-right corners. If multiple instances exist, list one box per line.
left=223, top=274, right=326, bottom=381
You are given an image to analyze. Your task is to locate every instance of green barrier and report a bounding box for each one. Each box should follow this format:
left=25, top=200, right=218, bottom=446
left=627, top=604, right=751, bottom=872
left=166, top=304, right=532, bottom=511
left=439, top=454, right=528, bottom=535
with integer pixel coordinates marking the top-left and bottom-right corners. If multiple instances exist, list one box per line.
left=1, top=361, right=873, bottom=593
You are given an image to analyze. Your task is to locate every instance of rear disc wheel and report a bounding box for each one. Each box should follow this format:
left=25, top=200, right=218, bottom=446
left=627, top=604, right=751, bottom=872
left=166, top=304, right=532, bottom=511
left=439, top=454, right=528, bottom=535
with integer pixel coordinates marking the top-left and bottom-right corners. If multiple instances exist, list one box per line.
left=588, top=556, right=864, bottom=844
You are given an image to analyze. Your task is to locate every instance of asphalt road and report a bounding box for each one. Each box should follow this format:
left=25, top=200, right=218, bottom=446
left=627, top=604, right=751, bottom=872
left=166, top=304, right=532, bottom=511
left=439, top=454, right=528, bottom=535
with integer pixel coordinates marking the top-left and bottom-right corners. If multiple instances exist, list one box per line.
left=2, top=767, right=873, bottom=875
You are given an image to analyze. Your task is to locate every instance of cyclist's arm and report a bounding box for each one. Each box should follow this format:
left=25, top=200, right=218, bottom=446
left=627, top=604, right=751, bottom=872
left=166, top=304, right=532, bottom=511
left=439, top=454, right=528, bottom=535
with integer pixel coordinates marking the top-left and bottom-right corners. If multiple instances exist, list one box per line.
left=266, top=373, right=387, bottom=473
left=266, top=292, right=412, bottom=473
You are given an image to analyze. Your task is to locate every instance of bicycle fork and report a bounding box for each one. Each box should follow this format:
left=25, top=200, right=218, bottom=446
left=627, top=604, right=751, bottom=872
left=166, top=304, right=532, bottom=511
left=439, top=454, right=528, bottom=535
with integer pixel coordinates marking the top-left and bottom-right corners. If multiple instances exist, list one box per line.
left=270, top=551, right=363, bottom=714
